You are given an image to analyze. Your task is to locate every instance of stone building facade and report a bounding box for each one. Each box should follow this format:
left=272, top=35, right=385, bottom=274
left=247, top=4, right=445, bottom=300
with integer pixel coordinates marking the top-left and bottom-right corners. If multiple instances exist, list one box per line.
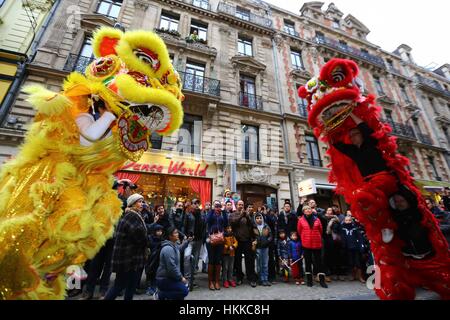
left=0, top=0, right=448, bottom=210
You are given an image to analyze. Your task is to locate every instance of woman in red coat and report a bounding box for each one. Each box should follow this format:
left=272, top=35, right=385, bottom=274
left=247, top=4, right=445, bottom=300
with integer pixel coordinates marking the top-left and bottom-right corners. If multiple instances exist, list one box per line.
left=297, top=205, right=327, bottom=288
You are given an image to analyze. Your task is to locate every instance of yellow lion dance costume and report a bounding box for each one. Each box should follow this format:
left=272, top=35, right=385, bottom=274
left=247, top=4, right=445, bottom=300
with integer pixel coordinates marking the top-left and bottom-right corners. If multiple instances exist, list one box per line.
left=0, top=27, right=184, bottom=300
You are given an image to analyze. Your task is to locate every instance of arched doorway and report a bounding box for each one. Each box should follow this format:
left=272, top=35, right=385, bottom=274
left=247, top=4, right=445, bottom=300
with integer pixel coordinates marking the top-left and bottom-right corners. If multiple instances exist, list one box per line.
left=237, top=184, right=278, bottom=211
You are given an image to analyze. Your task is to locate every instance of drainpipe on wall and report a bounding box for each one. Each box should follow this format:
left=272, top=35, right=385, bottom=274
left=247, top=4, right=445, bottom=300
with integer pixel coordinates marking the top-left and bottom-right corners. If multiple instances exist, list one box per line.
left=0, top=0, right=62, bottom=127
left=271, top=37, right=297, bottom=206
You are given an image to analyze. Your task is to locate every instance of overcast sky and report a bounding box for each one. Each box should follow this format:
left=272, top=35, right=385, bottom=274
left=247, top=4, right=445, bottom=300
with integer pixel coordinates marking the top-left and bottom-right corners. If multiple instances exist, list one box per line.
left=264, top=0, right=449, bottom=69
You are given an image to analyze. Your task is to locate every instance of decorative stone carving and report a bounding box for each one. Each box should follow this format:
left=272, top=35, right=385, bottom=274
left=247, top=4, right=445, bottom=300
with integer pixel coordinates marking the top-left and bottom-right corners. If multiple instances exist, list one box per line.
left=273, top=33, right=284, bottom=50
left=289, top=68, right=312, bottom=80
left=134, top=0, right=149, bottom=11
left=230, top=55, right=266, bottom=76
left=240, top=166, right=280, bottom=185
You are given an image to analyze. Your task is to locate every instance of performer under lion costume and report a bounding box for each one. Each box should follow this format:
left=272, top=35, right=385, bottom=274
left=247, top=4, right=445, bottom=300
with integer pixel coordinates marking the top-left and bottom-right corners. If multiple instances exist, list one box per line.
left=0, top=27, right=184, bottom=300
left=298, top=58, right=450, bottom=300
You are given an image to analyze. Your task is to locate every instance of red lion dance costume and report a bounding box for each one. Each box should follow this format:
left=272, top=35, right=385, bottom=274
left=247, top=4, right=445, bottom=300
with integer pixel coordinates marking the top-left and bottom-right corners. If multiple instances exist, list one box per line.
left=298, top=58, right=450, bottom=300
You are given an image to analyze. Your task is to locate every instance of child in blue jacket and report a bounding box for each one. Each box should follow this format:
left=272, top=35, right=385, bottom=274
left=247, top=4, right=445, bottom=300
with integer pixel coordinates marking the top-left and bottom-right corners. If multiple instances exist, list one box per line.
left=288, top=231, right=304, bottom=285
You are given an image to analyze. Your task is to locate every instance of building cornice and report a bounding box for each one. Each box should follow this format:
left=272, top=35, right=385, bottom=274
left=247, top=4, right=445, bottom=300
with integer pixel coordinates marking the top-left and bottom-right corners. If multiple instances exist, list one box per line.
left=218, top=103, right=283, bottom=121
left=157, top=0, right=217, bottom=19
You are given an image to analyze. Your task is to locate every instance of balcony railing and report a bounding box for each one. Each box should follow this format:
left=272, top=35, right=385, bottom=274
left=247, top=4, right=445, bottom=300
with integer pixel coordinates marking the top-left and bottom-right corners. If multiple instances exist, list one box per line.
left=63, top=54, right=95, bottom=73
left=239, top=92, right=263, bottom=110
left=178, top=71, right=220, bottom=97
left=415, top=74, right=450, bottom=98
left=308, top=158, right=323, bottom=167
left=314, top=36, right=385, bottom=68
left=283, top=27, right=299, bottom=37
left=381, top=119, right=416, bottom=139
left=298, top=104, right=308, bottom=118
left=217, top=2, right=273, bottom=29
left=417, top=133, right=433, bottom=145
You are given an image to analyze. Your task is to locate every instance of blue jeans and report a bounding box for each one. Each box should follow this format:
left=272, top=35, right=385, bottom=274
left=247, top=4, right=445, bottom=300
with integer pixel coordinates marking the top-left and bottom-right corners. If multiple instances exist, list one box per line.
left=256, top=248, right=269, bottom=282
left=156, top=278, right=189, bottom=300
left=104, top=270, right=140, bottom=300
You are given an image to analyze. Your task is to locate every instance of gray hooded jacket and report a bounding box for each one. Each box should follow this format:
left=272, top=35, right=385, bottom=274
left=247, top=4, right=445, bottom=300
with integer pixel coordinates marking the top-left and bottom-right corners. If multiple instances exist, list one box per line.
left=155, top=240, right=188, bottom=281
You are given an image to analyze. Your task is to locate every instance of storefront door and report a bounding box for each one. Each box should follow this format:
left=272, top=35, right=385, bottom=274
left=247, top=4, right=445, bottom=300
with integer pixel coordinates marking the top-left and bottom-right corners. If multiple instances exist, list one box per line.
left=237, top=184, right=278, bottom=211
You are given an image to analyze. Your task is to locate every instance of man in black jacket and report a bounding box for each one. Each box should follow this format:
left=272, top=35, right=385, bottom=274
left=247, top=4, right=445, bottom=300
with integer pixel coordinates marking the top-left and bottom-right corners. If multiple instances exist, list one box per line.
left=183, top=199, right=204, bottom=290
left=442, top=188, right=450, bottom=212
left=278, top=202, right=298, bottom=236
left=229, top=200, right=257, bottom=287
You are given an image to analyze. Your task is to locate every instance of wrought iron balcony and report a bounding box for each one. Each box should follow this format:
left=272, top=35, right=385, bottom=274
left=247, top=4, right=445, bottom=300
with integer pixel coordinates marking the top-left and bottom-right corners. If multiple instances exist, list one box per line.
left=63, top=54, right=94, bottom=73
left=298, top=104, right=308, bottom=118
left=314, top=36, right=385, bottom=68
left=217, top=2, right=273, bottom=29
left=381, top=119, right=416, bottom=139
left=283, top=27, right=299, bottom=37
left=308, top=158, right=323, bottom=167
left=178, top=71, right=220, bottom=97
left=417, top=132, right=433, bottom=145
left=415, top=74, right=450, bottom=98
left=239, top=92, right=263, bottom=110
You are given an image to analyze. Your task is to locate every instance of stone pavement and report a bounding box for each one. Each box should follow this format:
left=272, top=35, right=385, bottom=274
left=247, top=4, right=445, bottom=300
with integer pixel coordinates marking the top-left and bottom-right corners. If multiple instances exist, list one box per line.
left=69, top=272, right=440, bottom=300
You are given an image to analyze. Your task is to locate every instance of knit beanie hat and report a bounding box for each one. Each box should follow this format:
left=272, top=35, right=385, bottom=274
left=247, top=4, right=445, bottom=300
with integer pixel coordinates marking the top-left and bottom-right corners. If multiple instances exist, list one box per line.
left=302, top=205, right=312, bottom=212
left=127, top=193, right=144, bottom=207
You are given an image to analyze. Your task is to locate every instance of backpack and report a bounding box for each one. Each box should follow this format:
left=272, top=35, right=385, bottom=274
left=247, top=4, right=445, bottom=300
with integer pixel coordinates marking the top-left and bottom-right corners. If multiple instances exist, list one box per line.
left=146, top=242, right=178, bottom=279
left=147, top=242, right=162, bottom=278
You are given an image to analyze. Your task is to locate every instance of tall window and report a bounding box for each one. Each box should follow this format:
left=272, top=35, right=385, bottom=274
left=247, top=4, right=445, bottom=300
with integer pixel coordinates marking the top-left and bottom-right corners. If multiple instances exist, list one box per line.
left=442, top=127, right=450, bottom=144
left=284, top=20, right=296, bottom=36
left=160, top=11, right=180, bottom=31
left=150, top=132, right=163, bottom=150
left=73, top=38, right=94, bottom=72
left=296, top=85, right=308, bottom=118
left=305, top=135, right=322, bottom=167
left=236, top=7, right=250, bottom=21
left=316, top=31, right=325, bottom=40
left=96, top=0, right=123, bottom=19
left=177, top=114, right=202, bottom=155
left=190, top=20, right=208, bottom=42
left=192, top=0, right=209, bottom=10
left=242, top=125, right=259, bottom=161
left=427, top=156, right=440, bottom=180
left=240, top=75, right=257, bottom=109
left=373, top=76, right=385, bottom=95
left=386, top=59, right=394, bottom=70
left=332, top=19, right=340, bottom=29
left=399, top=84, right=410, bottom=103
left=184, top=61, right=206, bottom=93
left=384, top=109, right=394, bottom=124
left=238, top=36, right=253, bottom=56
left=428, top=97, right=438, bottom=113
left=290, top=49, right=303, bottom=70
left=412, top=118, right=421, bottom=134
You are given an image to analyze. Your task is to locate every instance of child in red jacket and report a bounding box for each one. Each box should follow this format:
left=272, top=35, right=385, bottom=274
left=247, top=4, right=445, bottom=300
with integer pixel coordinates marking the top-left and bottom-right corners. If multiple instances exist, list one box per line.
left=297, top=205, right=327, bottom=288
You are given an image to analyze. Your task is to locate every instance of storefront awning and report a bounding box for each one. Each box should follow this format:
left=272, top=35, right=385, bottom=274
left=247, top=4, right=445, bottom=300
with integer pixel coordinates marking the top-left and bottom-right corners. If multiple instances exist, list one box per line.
left=414, top=179, right=450, bottom=195
left=316, top=183, right=336, bottom=190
